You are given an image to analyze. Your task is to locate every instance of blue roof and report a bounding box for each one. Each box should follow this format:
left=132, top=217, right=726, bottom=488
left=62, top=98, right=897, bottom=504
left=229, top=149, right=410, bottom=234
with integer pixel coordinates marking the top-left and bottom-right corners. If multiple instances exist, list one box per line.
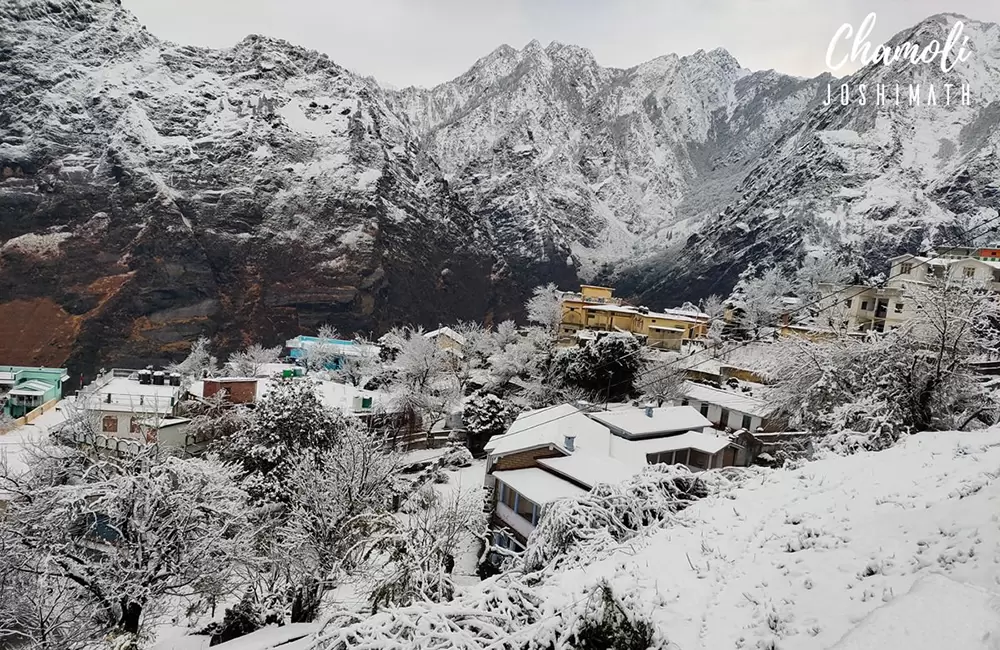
left=289, top=336, right=357, bottom=346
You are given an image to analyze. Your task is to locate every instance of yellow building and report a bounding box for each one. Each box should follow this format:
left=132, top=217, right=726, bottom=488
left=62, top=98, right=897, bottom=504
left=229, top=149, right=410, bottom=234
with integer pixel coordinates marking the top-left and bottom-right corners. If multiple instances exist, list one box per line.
left=560, top=285, right=708, bottom=349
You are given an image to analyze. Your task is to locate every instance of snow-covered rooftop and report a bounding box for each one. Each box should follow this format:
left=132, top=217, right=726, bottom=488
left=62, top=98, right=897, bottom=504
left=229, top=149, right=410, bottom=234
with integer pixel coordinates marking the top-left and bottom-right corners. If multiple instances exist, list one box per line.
left=492, top=467, right=588, bottom=505
left=484, top=403, right=613, bottom=458
left=609, top=430, right=731, bottom=465
left=681, top=382, right=774, bottom=418
left=188, top=377, right=390, bottom=414
left=8, top=379, right=55, bottom=396
left=586, top=406, right=711, bottom=439
left=424, top=326, right=467, bottom=345
left=537, top=454, right=644, bottom=489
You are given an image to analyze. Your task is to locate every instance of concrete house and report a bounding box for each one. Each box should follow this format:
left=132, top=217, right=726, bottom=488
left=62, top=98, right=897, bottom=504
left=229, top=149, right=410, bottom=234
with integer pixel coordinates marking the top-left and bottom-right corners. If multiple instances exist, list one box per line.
left=80, top=369, right=183, bottom=438
left=559, top=285, right=709, bottom=347
left=0, top=366, right=68, bottom=418
left=676, top=382, right=776, bottom=433
left=816, top=249, right=1000, bottom=334
left=285, top=335, right=380, bottom=370
left=424, top=327, right=467, bottom=353
left=483, top=403, right=739, bottom=550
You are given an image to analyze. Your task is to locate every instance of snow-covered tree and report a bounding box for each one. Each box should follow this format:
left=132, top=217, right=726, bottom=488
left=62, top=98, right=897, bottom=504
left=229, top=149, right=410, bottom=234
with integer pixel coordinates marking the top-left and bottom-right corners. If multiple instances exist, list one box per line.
left=365, top=489, right=484, bottom=612
left=732, top=267, right=792, bottom=338
left=554, top=333, right=645, bottom=403
left=794, top=255, right=856, bottom=300
left=769, top=278, right=999, bottom=448
left=227, top=343, right=281, bottom=377
left=301, top=324, right=344, bottom=372
left=0, top=451, right=253, bottom=640
left=274, top=425, right=399, bottom=622
left=525, top=283, right=564, bottom=334
left=642, top=362, right=686, bottom=407
left=463, top=391, right=519, bottom=451
left=333, top=336, right=383, bottom=388
left=488, top=327, right=562, bottom=407
left=215, top=378, right=349, bottom=504
left=700, top=294, right=727, bottom=321
left=167, top=336, right=218, bottom=385
left=382, top=327, right=455, bottom=433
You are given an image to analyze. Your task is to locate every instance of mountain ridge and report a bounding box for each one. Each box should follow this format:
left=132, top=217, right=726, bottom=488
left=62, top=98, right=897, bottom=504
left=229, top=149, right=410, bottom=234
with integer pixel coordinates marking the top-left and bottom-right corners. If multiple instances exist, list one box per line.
left=1, top=2, right=998, bottom=376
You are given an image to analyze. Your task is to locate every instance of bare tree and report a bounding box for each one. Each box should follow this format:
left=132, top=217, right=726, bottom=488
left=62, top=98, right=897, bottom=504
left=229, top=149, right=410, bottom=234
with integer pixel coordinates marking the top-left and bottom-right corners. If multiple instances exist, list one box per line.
left=303, top=324, right=344, bottom=372
left=251, top=424, right=400, bottom=623
left=227, top=343, right=281, bottom=377
left=525, top=283, right=564, bottom=335
left=643, top=362, right=687, bottom=407
left=167, top=337, right=218, bottom=385
left=333, top=336, right=383, bottom=388
left=366, top=488, right=484, bottom=612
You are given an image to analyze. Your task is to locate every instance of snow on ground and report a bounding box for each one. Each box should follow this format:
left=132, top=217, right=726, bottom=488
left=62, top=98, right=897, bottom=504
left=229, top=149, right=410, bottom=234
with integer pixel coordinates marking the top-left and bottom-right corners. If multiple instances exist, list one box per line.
left=526, top=429, right=1000, bottom=650
left=400, top=447, right=488, bottom=588
left=0, top=405, right=67, bottom=480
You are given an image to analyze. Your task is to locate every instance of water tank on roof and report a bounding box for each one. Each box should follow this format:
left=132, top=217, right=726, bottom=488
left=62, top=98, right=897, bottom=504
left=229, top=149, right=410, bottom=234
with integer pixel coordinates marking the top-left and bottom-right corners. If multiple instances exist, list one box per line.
left=169, top=373, right=181, bottom=387
left=138, top=370, right=152, bottom=385
left=152, top=371, right=165, bottom=386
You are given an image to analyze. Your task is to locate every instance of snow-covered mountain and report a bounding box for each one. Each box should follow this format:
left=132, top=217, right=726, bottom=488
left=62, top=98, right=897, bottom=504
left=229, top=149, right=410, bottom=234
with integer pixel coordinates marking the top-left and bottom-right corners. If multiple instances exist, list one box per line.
left=396, top=14, right=1000, bottom=305
left=0, top=0, right=549, bottom=373
left=2, top=1, right=999, bottom=372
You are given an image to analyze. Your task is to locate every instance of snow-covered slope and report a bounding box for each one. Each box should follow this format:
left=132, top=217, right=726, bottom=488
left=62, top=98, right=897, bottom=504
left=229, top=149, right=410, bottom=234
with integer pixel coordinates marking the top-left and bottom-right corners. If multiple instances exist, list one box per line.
left=312, top=429, right=1000, bottom=649
left=536, top=429, right=1000, bottom=649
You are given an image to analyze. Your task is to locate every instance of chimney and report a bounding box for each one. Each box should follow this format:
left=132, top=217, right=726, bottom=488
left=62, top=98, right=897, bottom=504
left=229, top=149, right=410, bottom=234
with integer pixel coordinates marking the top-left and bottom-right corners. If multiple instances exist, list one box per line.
left=645, top=406, right=653, bottom=418
left=564, top=435, right=576, bottom=452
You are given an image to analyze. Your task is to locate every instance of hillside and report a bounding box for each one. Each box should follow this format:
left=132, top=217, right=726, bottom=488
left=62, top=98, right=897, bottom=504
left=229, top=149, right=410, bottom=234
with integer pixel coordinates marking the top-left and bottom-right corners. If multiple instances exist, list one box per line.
left=309, top=428, right=1000, bottom=649
left=2, top=2, right=999, bottom=374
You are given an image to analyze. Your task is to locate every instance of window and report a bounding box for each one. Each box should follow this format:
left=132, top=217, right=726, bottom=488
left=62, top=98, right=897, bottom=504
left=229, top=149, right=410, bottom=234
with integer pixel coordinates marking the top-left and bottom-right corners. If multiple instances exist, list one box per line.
left=515, top=494, right=537, bottom=524
left=699, top=403, right=709, bottom=417
left=719, top=408, right=731, bottom=427
left=894, top=302, right=904, bottom=314
left=102, top=416, right=118, bottom=433
left=680, top=399, right=689, bottom=406
left=129, top=417, right=142, bottom=434
left=499, top=483, right=516, bottom=510
left=647, top=450, right=682, bottom=465
left=741, top=414, right=752, bottom=430
left=688, top=449, right=710, bottom=469
left=860, top=301, right=869, bottom=311
left=844, top=298, right=852, bottom=308
left=964, top=267, right=976, bottom=278
left=900, top=262, right=913, bottom=274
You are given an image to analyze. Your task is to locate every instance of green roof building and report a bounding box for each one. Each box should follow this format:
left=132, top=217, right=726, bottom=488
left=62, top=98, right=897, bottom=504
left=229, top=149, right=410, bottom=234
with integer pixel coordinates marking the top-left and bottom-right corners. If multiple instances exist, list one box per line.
left=0, top=366, right=69, bottom=418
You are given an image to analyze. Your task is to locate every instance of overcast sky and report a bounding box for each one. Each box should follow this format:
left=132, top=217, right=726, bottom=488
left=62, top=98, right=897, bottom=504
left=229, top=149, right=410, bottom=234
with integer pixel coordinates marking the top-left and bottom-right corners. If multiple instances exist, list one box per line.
left=122, top=0, right=999, bottom=88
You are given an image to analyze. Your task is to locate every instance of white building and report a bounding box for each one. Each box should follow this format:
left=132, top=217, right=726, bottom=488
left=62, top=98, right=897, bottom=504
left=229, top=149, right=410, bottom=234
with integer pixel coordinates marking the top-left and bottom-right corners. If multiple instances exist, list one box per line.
left=483, top=403, right=738, bottom=548
left=675, top=381, right=775, bottom=432
left=81, top=370, right=183, bottom=437
left=817, top=252, right=1000, bottom=333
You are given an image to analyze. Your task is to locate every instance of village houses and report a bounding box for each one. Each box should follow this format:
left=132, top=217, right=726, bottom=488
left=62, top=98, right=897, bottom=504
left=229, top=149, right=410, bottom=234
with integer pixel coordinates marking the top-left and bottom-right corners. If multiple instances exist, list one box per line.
left=559, top=285, right=709, bottom=350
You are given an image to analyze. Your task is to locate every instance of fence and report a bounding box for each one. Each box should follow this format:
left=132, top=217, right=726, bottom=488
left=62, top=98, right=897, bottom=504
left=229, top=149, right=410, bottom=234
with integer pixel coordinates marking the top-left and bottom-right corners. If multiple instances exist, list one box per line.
left=7, top=398, right=60, bottom=429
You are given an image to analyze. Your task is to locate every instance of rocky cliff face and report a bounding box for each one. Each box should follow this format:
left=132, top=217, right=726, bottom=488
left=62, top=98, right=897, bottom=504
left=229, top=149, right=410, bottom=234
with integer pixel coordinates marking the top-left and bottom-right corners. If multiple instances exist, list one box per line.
left=2, top=2, right=998, bottom=377
left=0, top=0, right=536, bottom=377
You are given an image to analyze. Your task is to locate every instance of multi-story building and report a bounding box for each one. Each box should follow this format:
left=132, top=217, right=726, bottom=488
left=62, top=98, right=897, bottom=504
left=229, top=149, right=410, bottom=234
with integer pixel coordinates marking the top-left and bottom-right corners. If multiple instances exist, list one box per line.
left=817, top=252, right=1000, bottom=333
left=559, top=285, right=709, bottom=347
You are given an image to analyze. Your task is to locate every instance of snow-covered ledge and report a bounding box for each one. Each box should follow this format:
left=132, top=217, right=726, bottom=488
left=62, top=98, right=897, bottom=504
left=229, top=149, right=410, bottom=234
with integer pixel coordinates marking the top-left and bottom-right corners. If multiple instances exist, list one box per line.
left=495, top=501, right=535, bottom=540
